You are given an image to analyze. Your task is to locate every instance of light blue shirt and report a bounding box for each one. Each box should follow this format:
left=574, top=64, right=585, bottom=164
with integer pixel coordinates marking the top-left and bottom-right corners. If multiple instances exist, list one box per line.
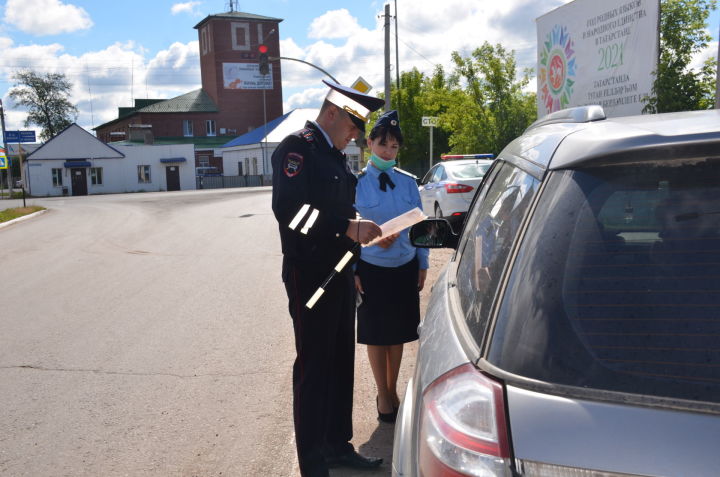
left=355, top=165, right=430, bottom=270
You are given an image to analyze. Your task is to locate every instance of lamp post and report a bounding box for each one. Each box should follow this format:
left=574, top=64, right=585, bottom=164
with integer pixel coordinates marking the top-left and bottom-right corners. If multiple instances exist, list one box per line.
left=259, top=29, right=275, bottom=181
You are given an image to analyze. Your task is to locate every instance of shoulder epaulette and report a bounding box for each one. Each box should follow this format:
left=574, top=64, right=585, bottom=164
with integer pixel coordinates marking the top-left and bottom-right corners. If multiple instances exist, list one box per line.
left=357, top=168, right=368, bottom=178
left=301, top=129, right=315, bottom=143
left=393, top=167, right=418, bottom=180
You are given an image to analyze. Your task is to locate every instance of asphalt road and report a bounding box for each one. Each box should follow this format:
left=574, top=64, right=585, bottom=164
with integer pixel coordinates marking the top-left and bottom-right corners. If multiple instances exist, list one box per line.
left=0, top=190, right=452, bottom=477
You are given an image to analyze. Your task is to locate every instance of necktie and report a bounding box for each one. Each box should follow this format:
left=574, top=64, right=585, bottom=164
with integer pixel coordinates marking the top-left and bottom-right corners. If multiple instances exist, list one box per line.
left=379, top=172, right=395, bottom=192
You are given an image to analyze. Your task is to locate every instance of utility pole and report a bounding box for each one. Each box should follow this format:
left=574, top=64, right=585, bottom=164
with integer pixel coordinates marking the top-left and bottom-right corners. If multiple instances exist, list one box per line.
left=0, top=99, right=8, bottom=197
left=384, top=3, right=391, bottom=111
left=394, top=0, right=400, bottom=113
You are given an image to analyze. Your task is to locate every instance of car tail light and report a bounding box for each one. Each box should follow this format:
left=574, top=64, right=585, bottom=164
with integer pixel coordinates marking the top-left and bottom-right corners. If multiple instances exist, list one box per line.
left=419, top=364, right=512, bottom=477
left=445, top=183, right=474, bottom=194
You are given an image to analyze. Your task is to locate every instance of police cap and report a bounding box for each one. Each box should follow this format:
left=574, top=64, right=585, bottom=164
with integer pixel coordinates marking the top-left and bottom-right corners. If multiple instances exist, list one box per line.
left=322, top=79, right=385, bottom=132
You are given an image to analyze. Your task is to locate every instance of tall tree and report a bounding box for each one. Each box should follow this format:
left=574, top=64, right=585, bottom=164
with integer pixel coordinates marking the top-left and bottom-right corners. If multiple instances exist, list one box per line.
left=8, top=71, right=78, bottom=141
left=643, top=0, right=717, bottom=113
left=444, top=42, right=537, bottom=155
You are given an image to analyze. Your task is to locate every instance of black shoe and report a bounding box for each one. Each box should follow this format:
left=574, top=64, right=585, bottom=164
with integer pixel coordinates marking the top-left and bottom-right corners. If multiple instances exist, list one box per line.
left=326, top=450, right=383, bottom=469
left=377, top=396, right=397, bottom=423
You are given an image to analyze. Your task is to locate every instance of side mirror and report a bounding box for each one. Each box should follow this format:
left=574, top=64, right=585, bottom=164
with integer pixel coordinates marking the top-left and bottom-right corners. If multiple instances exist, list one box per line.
left=409, top=218, right=459, bottom=249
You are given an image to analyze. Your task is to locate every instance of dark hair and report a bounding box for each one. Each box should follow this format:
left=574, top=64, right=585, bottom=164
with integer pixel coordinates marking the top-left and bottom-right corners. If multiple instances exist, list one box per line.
left=368, top=124, right=404, bottom=146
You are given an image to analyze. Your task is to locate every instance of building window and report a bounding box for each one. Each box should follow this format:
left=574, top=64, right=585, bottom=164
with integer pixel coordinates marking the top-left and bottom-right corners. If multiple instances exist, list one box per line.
left=90, top=167, right=103, bottom=185
left=138, top=165, right=151, bottom=183
left=199, top=155, right=210, bottom=167
left=52, top=168, right=63, bottom=187
left=183, top=120, right=194, bottom=137
left=252, top=157, right=258, bottom=175
left=348, top=154, right=360, bottom=173
left=206, top=120, right=216, bottom=137
left=244, top=158, right=249, bottom=175
left=238, top=161, right=243, bottom=176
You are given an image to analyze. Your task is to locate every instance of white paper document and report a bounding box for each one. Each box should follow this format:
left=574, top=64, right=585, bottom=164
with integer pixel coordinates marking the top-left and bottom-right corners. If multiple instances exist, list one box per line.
left=364, top=207, right=428, bottom=247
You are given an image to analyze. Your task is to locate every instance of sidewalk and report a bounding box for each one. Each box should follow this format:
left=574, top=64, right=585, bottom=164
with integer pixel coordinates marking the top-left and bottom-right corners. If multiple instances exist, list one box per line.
left=291, top=248, right=454, bottom=477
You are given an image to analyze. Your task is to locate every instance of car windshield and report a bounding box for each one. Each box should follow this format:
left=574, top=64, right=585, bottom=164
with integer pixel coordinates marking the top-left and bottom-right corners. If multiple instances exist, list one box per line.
left=448, top=162, right=491, bottom=179
left=487, top=158, right=720, bottom=404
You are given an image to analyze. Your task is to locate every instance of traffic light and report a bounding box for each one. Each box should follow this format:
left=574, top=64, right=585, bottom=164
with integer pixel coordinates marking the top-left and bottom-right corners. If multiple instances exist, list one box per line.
left=258, top=44, right=269, bottom=75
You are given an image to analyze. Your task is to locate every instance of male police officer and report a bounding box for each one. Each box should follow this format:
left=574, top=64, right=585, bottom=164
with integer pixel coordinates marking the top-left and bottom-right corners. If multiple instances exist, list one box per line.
left=271, top=81, right=385, bottom=477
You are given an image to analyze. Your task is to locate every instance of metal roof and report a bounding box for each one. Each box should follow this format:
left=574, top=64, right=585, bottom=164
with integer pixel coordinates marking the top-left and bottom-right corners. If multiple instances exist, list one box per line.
left=137, top=89, right=218, bottom=114
left=220, top=109, right=319, bottom=148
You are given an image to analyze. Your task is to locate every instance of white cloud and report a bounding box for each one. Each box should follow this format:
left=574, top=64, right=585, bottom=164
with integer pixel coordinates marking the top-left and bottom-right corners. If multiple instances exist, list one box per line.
left=171, top=2, right=202, bottom=16
left=308, top=9, right=363, bottom=39
left=4, top=0, right=92, bottom=36
left=279, top=0, right=571, bottom=112
left=0, top=37, right=201, bottom=131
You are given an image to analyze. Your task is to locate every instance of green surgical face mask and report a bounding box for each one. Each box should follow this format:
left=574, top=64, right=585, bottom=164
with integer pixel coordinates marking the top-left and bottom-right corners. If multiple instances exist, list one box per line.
left=370, top=153, right=396, bottom=171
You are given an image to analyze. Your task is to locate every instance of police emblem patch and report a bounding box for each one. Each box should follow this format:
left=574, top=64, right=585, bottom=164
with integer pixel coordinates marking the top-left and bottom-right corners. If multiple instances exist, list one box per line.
left=284, top=152, right=304, bottom=177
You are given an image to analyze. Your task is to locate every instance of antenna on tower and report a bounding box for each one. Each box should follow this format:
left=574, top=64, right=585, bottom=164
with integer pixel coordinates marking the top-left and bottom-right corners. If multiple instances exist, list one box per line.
left=227, top=0, right=236, bottom=12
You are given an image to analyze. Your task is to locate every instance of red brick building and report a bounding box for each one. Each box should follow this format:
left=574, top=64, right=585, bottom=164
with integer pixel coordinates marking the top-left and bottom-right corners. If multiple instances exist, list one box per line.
left=94, top=10, right=283, bottom=172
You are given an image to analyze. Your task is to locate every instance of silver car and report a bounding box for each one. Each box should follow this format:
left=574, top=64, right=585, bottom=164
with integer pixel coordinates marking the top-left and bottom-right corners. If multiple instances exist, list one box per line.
left=418, top=157, right=494, bottom=220
left=393, top=106, right=720, bottom=477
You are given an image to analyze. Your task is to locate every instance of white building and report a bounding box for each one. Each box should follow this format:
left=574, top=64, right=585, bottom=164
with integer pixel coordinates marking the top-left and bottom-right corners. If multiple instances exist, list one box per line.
left=217, top=108, right=363, bottom=177
left=26, top=124, right=196, bottom=196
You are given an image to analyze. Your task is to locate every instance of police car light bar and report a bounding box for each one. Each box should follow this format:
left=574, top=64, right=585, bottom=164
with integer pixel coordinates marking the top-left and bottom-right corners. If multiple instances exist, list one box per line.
left=441, top=154, right=495, bottom=160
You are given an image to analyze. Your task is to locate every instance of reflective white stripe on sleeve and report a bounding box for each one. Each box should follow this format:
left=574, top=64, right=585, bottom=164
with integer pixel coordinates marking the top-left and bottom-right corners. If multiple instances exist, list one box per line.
left=334, top=251, right=354, bottom=272
left=305, top=287, right=325, bottom=309
left=288, top=204, right=311, bottom=230
left=300, top=209, right=320, bottom=235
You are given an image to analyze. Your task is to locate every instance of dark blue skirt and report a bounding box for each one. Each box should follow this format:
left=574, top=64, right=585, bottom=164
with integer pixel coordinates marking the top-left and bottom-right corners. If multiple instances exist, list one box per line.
left=356, top=257, right=420, bottom=345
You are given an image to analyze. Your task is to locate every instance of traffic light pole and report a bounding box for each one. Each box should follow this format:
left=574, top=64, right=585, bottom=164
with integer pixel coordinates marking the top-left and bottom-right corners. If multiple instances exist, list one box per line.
left=272, top=57, right=338, bottom=83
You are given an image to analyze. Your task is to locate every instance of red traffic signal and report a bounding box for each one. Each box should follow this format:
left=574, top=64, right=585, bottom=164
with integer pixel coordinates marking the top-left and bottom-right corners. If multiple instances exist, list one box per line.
left=258, top=44, right=270, bottom=75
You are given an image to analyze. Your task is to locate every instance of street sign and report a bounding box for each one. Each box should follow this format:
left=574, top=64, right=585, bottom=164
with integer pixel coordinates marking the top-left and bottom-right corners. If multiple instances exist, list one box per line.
left=421, top=116, right=439, bottom=127
left=0, top=154, right=7, bottom=169
left=3, top=130, right=36, bottom=143
left=351, top=76, right=372, bottom=94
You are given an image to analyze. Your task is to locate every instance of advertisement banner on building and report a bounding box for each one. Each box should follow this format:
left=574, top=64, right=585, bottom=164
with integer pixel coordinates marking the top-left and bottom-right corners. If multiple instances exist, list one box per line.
left=536, top=0, right=659, bottom=118
left=223, top=63, right=273, bottom=90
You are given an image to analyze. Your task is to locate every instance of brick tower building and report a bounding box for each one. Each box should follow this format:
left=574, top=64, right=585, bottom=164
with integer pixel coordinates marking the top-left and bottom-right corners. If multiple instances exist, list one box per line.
left=94, top=8, right=283, bottom=172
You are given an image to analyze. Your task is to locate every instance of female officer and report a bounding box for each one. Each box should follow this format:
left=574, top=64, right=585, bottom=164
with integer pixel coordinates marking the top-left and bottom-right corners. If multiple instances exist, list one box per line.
left=354, top=110, right=429, bottom=422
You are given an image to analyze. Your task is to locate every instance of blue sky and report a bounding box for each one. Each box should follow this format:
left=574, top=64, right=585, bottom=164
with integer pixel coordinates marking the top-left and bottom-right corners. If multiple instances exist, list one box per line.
left=0, top=0, right=717, bottom=134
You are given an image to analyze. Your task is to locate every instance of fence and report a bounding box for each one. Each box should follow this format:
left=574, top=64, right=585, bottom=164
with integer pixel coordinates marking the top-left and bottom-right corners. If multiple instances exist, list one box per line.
left=196, top=175, right=266, bottom=190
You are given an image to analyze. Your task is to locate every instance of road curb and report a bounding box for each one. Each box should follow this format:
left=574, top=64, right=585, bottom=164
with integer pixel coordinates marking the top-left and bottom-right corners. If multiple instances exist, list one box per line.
left=0, top=208, right=48, bottom=229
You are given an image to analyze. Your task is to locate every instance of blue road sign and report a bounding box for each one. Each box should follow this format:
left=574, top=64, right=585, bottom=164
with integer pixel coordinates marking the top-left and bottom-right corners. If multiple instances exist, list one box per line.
left=0, top=155, right=7, bottom=169
left=3, top=130, right=36, bottom=143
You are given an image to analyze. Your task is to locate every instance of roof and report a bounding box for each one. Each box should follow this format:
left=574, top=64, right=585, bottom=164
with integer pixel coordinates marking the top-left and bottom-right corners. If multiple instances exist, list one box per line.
left=502, top=108, right=720, bottom=173
left=194, top=11, right=283, bottom=29
left=93, top=90, right=218, bottom=130
left=28, top=123, right=125, bottom=160
left=220, top=109, right=319, bottom=148
left=136, top=89, right=218, bottom=114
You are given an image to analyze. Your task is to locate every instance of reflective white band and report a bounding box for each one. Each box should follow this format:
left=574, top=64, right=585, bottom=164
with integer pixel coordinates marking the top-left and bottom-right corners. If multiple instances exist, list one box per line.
left=289, top=204, right=311, bottom=230
left=305, top=288, right=325, bottom=309
left=325, top=90, right=370, bottom=121
left=300, top=209, right=320, bottom=235
left=334, top=251, right=354, bottom=272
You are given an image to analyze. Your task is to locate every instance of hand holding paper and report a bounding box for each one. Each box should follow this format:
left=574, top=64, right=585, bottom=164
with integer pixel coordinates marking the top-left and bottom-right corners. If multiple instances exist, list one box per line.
left=364, top=207, right=427, bottom=247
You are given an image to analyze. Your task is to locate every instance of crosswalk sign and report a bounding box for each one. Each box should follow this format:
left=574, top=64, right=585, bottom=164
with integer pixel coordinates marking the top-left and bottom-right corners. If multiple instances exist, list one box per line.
left=0, top=148, right=7, bottom=169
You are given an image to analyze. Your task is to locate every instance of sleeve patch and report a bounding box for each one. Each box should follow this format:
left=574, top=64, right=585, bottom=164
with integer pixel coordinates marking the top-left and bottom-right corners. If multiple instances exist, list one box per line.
left=284, top=152, right=304, bottom=177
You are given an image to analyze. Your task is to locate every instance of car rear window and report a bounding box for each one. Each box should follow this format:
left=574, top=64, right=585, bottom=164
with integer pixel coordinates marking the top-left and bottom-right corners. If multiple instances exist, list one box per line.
left=449, top=162, right=492, bottom=179
left=488, top=158, right=720, bottom=404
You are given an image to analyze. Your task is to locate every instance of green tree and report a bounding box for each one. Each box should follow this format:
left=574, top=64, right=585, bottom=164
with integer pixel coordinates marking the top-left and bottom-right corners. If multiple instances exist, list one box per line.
left=643, top=0, right=717, bottom=113
left=8, top=71, right=78, bottom=141
left=444, top=42, right=537, bottom=155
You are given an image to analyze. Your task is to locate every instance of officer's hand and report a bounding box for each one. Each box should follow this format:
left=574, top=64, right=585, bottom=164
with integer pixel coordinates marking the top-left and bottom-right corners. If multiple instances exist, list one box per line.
left=346, top=219, right=382, bottom=244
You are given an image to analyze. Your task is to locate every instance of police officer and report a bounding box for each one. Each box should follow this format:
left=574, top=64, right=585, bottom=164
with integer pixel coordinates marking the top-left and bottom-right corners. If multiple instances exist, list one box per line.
left=271, top=80, right=385, bottom=477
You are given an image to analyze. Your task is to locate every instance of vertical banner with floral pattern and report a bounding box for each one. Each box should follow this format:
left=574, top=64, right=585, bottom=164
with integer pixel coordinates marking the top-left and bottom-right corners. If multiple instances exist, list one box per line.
left=536, top=0, right=659, bottom=118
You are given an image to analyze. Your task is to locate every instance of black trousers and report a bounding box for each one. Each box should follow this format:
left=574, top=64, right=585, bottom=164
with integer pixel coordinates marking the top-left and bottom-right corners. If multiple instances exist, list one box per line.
left=283, top=261, right=355, bottom=476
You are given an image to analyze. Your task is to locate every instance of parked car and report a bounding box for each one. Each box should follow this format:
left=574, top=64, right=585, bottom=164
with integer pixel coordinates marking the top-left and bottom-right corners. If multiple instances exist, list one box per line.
left=418, top=156, right=494, bottom=227
left=393, top=106, right=720, bottom=477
